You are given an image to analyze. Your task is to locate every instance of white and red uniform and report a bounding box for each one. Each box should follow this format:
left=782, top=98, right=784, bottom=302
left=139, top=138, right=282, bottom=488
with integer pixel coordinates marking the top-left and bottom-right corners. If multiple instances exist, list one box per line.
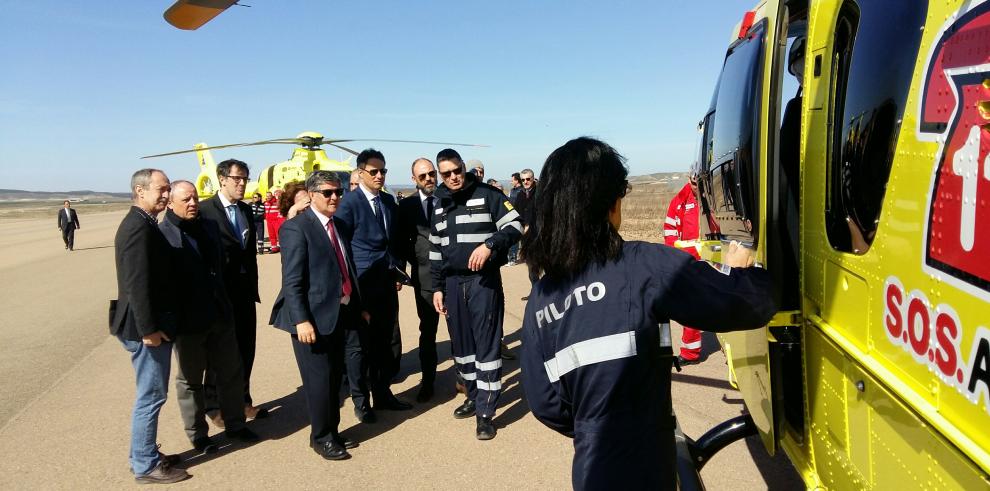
left=264, top=197, right=282, bottom=250
left=663, top=183, right=703, bottom=360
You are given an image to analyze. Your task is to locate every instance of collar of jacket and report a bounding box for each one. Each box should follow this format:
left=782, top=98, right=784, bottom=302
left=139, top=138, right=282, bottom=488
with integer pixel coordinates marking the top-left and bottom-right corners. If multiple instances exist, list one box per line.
left=434, top=172, right=478, bottom=201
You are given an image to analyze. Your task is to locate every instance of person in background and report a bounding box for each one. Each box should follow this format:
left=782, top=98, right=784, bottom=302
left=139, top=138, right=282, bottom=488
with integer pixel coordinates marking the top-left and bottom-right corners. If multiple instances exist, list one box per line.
left=280, top=182, right=311, bottom=220
left=396, top=158, right=441, bottom=402
left=264, top=191, right=281, bottom=253
left=518, top=137, right=776, bottom=489
left=507, top=173, right=522, bottom=265
left=486, top=178, right=505, bottom=194
left=198, top=159, right=268, bottom=422
left=349, top=169, right=361, bottom=192
left=110, top=168, right=188, bottom=484
left=467, top=159, right=485, bottom=181
left=58, top=200, right=81, bottom=251
left=662, top=174, right=705, bottom=366
left=513, top=168, right=538, bottom=299
left=251, top=193, right=266, bottom=254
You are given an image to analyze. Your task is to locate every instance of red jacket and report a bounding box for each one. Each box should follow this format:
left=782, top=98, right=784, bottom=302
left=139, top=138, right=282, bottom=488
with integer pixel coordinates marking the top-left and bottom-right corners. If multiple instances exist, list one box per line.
left=662, top=183, right=701, bottom=259
left=264, top=197, right=279, bottom=220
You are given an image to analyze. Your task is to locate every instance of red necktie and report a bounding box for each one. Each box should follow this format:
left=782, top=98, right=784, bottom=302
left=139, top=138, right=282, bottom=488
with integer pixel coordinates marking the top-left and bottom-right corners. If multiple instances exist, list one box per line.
left=326, top=221, right=352, bottom=298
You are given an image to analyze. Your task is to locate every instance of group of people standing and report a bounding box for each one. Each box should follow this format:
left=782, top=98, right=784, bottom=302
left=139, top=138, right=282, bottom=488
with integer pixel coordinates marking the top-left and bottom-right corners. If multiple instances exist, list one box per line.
left=111, top=136, right=777, bottom=488
left=111, top=160, right=268, bottom=484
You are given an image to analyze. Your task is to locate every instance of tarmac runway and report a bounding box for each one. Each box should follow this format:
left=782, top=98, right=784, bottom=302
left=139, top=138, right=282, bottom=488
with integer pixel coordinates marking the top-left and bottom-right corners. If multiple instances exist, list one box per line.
left=0, top=209, right=801, bottom=489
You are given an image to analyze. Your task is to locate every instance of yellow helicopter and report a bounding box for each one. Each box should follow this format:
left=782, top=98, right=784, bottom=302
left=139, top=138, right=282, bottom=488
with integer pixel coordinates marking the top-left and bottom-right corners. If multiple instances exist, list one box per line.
left=681, top=0, right=990, bottom=489
left=141, top=131, right=485, bottom=199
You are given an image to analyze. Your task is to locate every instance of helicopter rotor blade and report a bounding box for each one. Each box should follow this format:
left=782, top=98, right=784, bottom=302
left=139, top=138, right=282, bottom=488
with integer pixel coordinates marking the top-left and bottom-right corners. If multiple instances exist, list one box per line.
left=328, top=139, right=490, bottom=148
left=327, top=143, right=360, bottom=156
left=140, top=139, right=303, bottom=159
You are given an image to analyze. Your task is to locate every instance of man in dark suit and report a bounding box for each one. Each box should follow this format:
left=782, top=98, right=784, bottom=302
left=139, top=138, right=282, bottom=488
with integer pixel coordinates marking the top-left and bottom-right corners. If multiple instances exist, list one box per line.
left=270, top=170, right=366, bottom=461
left=198, top=159, right=267, bottom=421
left=396, top=158, right=441, bottom=402
left=335, top=149, right=412, bottom=420
left=57, top=200, right=80, bottom=251
left=159, top=181, right=259, bottom=454
left=110, top=168, right=188, bottom=484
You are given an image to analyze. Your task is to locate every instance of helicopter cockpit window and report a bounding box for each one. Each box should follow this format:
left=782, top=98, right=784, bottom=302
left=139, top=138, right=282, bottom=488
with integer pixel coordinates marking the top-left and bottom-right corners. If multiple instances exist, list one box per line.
left=696, top=20, right=766, bottom=244
left=825, top=0, right=926, bottom=254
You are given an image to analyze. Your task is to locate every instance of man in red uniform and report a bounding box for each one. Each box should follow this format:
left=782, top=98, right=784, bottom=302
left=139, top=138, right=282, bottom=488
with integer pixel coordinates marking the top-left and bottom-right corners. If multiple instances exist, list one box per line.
left=264, top=190, right=282, bottom=253
left=662, top=175, right=704, bottom=365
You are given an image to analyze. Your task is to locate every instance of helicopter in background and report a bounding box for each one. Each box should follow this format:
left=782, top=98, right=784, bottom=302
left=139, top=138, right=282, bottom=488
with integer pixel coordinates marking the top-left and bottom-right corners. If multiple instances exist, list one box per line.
left=142, top=131, right=486, bottom=199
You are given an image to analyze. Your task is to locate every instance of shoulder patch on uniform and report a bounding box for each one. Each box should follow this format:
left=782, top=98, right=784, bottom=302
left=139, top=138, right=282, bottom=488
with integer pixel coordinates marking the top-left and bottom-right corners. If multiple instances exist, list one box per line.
left=504, top=201, right=514, bottom=211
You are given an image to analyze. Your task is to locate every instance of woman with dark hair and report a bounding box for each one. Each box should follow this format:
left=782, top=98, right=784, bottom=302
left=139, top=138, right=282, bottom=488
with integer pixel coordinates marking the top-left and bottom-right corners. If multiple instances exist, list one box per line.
left=519, top=137, right=776, bottom=490
left=279, top=181, right=310, bottom=219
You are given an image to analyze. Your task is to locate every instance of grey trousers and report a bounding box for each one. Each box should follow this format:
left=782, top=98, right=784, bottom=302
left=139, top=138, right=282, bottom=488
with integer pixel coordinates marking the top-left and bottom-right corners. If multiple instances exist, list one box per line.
left=174, top=321, right=247, bottom=441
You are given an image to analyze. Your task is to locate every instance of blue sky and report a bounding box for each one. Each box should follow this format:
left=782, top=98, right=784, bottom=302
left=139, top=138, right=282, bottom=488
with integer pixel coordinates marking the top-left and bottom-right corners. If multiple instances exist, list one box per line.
left=0, top=0, right=755, bottom=192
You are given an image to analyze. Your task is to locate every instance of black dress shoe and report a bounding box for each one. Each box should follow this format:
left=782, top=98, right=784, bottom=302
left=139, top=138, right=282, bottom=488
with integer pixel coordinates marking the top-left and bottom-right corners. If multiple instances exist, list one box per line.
left=134, top=460, right=190, bottom=484
left=416, top=383, right=434, bottom=403
left=374, top=396, right=413, bottom=411
left=225, top=427, right=260, bottom=443
left=453, top=399, right=476, bottom=419
left=311, top=440, right=351, bottom=461
left=354, top=406, right=377, bottom=424
left=476, top=416, right=497, bottom=440
left=192, top=436, right=218, bottom=454
left=676, top=355, right=701, bottom=367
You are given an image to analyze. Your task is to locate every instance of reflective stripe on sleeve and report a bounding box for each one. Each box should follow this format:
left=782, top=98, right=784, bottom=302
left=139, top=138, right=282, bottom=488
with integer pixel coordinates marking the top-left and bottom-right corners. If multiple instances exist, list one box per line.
left=459, top=371, right=477, bottom=381
left=457, top=232, right=493, bottom=243
left=466, top=198, right=485, bottom=206
left=664, top=217, right=678, bottom=226
left=429, top=251, right=442, bottom=261
left=436, top=221, right=447, bottom=231
left=663, top=230, right=679, bottom=237
left=455, top=213, right=492, bottom=224
left=476, top=380, right=502, bottom=391
left=475, top=359, right=502, bottom=371
left=544, top=331, right=637, bottom=383
left=429, top=235, right=442, bottom=244
left=495, top=210, right=520, bottom=228
left=503, top=221, right=523, bottom=233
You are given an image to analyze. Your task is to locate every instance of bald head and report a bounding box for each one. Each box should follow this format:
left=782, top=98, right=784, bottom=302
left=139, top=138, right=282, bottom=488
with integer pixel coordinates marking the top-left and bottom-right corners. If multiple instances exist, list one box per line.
left=168, top=180, right=199, bottom=220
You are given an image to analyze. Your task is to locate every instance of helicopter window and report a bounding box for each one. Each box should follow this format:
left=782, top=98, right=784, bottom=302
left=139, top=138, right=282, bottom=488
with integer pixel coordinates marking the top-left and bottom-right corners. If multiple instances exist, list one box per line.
left=825, top=0, right=927, bottom=254
left=696, top=20, right=766, bottom=244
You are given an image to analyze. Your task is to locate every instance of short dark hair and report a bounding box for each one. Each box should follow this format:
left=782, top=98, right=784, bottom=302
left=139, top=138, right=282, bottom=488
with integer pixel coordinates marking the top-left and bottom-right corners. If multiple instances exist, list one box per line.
left=522, top=137, right=628, bottom=281
left=511, top=172, right=521, bottom=181
left=305, top=170, right=342, bottom=192
left=63, top=200, right=70, bottom=205
left=216, top=159, right=249, bottom=179
left=356, top=148, right=385, bottom=169
left=436, top=148, right=463, bottom=166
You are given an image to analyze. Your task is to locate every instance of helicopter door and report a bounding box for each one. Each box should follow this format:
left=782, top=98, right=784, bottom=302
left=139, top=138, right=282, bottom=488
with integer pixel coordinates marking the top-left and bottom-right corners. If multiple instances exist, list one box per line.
left=696, top=0, right=785, bottom=453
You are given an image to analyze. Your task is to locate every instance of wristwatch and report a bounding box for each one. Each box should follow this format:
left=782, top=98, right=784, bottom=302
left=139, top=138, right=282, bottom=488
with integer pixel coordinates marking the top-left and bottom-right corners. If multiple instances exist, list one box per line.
left=484, top=238, right=496, bottom=251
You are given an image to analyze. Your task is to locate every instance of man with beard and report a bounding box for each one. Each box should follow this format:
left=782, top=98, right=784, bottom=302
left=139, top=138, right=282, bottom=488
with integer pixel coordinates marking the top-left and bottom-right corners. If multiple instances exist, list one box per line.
left=199, top=159, right=268, bottom=422
left=430, top=149, right=522, bottom=439
left=396, top=158, right=441, bottom=402
left=160, top=181, right=259, bottom=454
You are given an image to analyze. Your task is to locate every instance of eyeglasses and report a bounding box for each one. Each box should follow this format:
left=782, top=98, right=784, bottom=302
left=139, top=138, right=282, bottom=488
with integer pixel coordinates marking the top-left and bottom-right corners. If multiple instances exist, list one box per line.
left=317, top=188, right=344, bottom=198
left=417, top=170, right=437, bottom=180
left=522, top=177, right=533, bottom=182
left=225, top=175, right=249, bottom=183
left=363, top=168, right=388, bottom=177
left=440, top=167, right=464, bottom=179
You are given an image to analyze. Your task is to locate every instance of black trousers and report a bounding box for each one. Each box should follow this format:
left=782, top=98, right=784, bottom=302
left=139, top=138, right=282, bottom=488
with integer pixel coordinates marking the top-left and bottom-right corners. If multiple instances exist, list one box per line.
left=446, top=272, right=504, bottom=418
left=61, top=227, right=75, bottom=250
left=343, top=321, right=371, bottom=411
left=173, top=321, right=246, bottom=441
left=206, top=281, right=257, bottom=409
left=414, top=287, right=440, bottom=384
left=291, top=323, right=345, bottom=445
left=359, top=275, right=401, bottom=402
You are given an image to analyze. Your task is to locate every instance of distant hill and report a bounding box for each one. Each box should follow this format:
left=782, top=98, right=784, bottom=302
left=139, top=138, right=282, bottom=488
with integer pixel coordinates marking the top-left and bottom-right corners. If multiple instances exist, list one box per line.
left=628, top=172, right=691, bottom=192
left=0, top=189, right=131, bottom=202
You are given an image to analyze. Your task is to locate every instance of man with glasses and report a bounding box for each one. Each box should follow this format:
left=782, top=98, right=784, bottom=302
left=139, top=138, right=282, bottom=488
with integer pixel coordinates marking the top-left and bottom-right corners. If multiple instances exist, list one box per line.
left=396, top=158, right=441, bottom=402
left=270, top=171, right=366, bottom=461
left=430, top=149, right=522, bottom=440
left=199, top=159, right=268, bottom=423
left=335, top=149, right=412, bottom=423
left=512, top=168, right=538, bottom=299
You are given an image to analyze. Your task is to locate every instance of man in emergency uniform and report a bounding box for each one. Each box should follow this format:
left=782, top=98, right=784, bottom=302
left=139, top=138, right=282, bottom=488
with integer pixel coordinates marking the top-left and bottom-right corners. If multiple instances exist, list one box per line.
left=430, top=149, right=522, bottom=440
left=264, top=191, right=281, bottom=253
left=662, top=175, right=705, bottom=365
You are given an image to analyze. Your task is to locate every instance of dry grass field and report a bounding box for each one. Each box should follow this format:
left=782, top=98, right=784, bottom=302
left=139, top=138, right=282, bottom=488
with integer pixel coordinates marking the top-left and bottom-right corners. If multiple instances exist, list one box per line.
left=620, top=181, right=680, bottom=242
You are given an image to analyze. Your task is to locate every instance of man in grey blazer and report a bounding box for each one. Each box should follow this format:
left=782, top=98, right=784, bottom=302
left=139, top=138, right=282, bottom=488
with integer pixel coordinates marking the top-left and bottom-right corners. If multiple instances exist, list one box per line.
left=270, top=170, right=368, bottom=461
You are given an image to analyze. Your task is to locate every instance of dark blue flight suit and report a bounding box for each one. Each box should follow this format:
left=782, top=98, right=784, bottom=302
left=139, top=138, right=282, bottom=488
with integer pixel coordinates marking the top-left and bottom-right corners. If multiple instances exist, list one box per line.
left=429, top=174, right=522, bottom=419
left=520, top=242, right=776, bottom=490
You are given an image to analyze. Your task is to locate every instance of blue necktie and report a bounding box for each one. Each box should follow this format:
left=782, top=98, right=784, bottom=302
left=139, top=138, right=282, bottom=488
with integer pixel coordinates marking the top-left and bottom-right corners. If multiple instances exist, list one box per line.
left=227, top=204, right=243, bottom=246
left=373, top=196, right=387, bottom=237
